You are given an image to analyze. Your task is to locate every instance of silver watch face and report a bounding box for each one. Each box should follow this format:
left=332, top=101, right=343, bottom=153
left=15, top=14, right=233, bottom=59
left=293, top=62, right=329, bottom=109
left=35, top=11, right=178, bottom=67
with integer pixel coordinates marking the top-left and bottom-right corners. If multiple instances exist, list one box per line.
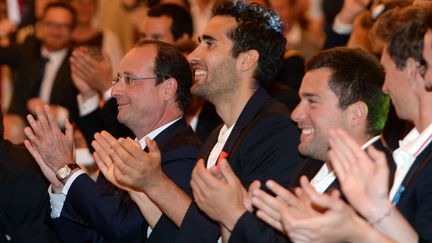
left=56, top=166, right=72, bottom=180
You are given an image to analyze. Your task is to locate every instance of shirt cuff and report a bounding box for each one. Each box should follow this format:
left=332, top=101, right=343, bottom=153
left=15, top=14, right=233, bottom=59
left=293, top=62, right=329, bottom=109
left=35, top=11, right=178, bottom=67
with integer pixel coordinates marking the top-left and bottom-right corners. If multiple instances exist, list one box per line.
left=77, top=94, right=99, bottom=116
left=103, top=87, right=113, bottom=102
left=48, top=170, right=85, bottom=218
left=333, top=15, right=353, bottom=35
left=48, top=185, right=66, bottom=218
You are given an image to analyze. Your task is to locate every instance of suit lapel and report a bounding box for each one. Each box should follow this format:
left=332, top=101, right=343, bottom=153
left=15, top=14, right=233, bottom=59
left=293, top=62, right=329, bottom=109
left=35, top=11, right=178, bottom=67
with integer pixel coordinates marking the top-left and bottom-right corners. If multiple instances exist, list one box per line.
left=222, top=88, right=271, bottom=159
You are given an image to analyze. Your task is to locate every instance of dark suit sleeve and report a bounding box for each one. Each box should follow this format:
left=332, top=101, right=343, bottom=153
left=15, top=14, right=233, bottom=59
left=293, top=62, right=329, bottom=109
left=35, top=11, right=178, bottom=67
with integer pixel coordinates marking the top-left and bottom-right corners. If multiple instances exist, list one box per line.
left=57, top=174, right=148, bottom=242
left=229, top=212, right=289, bottom=243
left=402, top=161, right=432, bottom=241
left=55, top=139, right=199, bottom=242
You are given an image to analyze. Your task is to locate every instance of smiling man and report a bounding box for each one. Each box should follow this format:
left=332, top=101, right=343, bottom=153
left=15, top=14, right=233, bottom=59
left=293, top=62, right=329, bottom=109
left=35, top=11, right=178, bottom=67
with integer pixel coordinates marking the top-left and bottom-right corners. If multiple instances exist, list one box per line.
left=24, top=40, right=202, bottom=243
left=97, top=1, right=303, bottom=242
left=4, top=2, right=79, bottom=121
left=222, top=47, right=393, bottom=243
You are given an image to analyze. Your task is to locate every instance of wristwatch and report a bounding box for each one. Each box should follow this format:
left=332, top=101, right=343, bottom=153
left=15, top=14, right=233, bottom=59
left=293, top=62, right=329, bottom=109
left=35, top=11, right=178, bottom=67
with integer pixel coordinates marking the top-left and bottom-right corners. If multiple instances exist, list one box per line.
left=56, top=163, right=80, bottom=183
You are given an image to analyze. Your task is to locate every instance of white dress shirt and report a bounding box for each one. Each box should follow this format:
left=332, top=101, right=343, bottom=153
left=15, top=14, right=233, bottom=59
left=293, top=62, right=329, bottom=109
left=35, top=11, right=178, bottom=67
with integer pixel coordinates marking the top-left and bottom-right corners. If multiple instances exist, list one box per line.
left=206, top=124, right=235, bottom=169
left=311, top=135, right=381, bottom=193
left=389, top=123, right=432, bottom=201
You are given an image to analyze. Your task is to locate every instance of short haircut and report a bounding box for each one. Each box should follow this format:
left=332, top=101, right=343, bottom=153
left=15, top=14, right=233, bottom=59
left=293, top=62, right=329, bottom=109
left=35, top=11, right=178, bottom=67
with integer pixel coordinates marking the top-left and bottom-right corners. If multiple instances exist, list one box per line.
left=147, top=4, right=193, bottom=41
left=370, top=6, right=432, bottom=70
left=135, top=40, right=192, bottom=111
left=212, top=0, right=286, bottom=87
left=306, top=47, right=389, bottom=136
left=41, top=2, right=77, bottom=29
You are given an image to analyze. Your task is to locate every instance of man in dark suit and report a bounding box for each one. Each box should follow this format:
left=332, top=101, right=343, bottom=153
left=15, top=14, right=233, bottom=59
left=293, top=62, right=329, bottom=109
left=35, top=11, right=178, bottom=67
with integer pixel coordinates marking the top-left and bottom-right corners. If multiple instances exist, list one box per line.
left=3, top=2, right=79, bottom=120
left=371, top=6, right=432, bottom=241
left=0, top=110, right=61, bottom=242
left=71, top=3, right=213, bottom=146
left=99, top=1, right=302, bottom=242
left=226, top=47, right=393, bottom=242
left=23, top=40, right=202, bottom=242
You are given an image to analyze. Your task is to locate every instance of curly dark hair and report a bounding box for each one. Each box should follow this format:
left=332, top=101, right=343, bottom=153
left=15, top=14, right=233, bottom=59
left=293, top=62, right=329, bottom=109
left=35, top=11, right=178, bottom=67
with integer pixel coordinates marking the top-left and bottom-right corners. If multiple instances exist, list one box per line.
left=306, top=47, right=389, bottom=136
left=212, top=0, right=286, bottom=87
left=135, top=40, right=192, bottom=111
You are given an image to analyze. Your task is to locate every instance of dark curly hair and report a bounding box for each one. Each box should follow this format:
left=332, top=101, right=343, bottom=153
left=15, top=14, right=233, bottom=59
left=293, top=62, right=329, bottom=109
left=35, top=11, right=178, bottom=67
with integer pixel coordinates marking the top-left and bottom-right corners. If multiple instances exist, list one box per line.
left=306, top=47, right=389, bottom=136
left=212, top=0, right=286, bottom=87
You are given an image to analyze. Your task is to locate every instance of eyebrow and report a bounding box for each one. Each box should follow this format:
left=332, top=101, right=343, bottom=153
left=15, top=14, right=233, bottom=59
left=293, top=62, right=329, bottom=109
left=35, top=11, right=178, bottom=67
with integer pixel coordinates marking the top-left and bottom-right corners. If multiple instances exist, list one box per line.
left=299, top=92, right=319, bottom=99
left=198, top=34, right=217, bottom=43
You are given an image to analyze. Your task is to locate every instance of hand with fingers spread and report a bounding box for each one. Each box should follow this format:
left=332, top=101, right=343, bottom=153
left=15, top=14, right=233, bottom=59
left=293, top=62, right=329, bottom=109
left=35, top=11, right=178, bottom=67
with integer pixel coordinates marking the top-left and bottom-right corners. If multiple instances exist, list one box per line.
left=328, top=129, right=418, bottom=243
left=92, top=130, right=164, bottom=227
left=70, top=46, right=113, bottom=95
left=104, top=136, right=164, bottom=191
left=190, top=159, right=247, bottom=231
left=328, top=128, right=390, bottom=221
left=92, top=131, right=129, bottom=190
left=281, top=176, right=394, bottom=243
left=251, top=179, right=319, bottom=233
left=23, top=105, right=76, bottom=191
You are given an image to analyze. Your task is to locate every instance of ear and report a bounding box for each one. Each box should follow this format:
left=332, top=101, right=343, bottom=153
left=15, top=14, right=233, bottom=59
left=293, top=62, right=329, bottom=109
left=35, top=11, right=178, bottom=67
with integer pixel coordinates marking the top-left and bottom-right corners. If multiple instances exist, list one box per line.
left=406, top=57, right=425, bottom=87
left=162, top=78, right=178, bottom=101
left=347, top=101, right=368, bottom=128
left=237, top=49, right=259, bottom=72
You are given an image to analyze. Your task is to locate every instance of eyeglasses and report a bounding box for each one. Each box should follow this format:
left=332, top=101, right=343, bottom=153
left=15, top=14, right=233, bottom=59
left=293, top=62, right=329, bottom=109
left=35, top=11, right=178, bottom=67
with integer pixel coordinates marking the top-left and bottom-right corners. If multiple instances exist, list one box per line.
left=43, top=21, right=72, bottom=31
left=112, top=75, right=158, bottom=86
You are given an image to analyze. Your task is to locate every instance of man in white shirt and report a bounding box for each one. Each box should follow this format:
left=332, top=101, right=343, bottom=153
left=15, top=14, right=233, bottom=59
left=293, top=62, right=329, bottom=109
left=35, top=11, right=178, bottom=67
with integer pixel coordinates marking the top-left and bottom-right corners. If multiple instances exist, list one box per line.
left=23, top=40, right=202, bottom=242
left=4, top=2, right=79, bottom=122
left=363, top=6, right=432, bottom=241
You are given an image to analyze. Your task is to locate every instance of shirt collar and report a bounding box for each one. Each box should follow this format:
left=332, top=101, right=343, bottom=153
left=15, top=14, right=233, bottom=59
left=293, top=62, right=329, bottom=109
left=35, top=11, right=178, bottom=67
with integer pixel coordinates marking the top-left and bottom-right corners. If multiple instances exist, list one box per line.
left=41, top=47, right=68, bottom=62
left=361, top=135, right=381, bottom=149
left=398, top=123, right=432, bottom=157
left=137, top=117, right=182, bottom=149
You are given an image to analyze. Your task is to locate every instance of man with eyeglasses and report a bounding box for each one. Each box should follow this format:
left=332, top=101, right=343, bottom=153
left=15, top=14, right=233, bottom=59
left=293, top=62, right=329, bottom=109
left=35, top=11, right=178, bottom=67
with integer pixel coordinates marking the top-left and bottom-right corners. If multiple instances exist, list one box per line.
left=23, top=40, right=202, bottom=242
left=2, top=2, right=79, bottom=124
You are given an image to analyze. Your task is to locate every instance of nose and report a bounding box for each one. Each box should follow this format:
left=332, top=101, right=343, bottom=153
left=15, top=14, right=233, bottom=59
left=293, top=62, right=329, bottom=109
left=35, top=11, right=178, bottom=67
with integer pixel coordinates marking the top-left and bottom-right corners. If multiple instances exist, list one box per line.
left=290, top=102, right=304, bottom=123
left=111, top=81, right=123, bottom=99
left=187, top=45, right=201, bottom=63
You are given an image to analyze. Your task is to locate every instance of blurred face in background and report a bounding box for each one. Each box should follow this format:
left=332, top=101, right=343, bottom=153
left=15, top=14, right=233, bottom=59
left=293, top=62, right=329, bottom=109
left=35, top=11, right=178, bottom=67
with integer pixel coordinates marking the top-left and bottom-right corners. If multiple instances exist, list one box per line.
left=39, top=7, right=74, bottom=51
left=71, top=0, right=97, bottom=26
left=138, top=15, right=175, bottom=44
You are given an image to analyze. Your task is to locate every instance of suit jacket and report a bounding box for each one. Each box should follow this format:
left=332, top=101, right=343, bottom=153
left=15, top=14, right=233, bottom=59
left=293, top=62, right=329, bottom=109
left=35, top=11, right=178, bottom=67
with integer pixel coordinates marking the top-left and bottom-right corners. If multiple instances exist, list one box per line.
left=0, top=112, right=61, bottom=242
left=396, top=141, right=432, bottom=242
left=171, top=88, right=302, bottom=243
left=2, top=36, right=79, bottom=119
left=52, top=118, right=201, bottom=243
left=194, top=101, right=222, bottom=143
left=228, top=138, right=395, bottom=243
